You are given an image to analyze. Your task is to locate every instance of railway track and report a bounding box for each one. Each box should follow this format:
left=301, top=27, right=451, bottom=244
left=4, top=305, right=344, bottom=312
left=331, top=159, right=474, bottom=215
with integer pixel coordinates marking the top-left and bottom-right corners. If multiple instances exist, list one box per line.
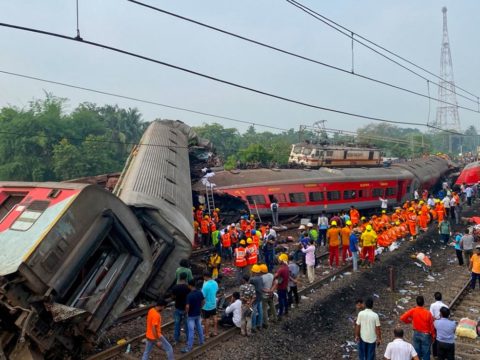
left=86, top=251, right=340, bottom=360
left=448, top=278, right=480, bottom=359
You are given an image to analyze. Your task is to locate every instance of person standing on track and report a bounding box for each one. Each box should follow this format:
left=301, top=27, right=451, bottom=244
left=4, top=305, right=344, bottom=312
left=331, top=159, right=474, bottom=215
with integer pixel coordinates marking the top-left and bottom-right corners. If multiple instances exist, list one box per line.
left=383, top=328, right=419, bottom=360
left=406, top=207, right=418, bottom=242
left=469, top=245, right=480, bottom=290
left=453, top=232, right=464, bottom=266
left=301, top=238, right=316, bottom=283
left=317, top=211, right=329, bottom=246
left=355, top=297, right=381, bottom=360
left=272, top=253, right=289, bottom=319
left=460, top=229, right=474, bottom=269
left=171, top=272, right=190, bottom=346
left=434, top=307, right=456, bottom=360
left=341, top=220, right=352, bottom=265
left=234, top=240, right=248, bottom=285
left=260, top=263, right=277, bottom=326
left=202, top=272, right=219, bottom=339
left=430, top=292, right=448, bottom=358
left=327, top=220, right=341, bottom=268
left=350, top=230, right=360, bottom=272
left=400, top=295, right=435, bottom=360
left=249, top=264, right=264, bottom=333
left=270, top=198, right=279, bottom=226
left=182, top=280, right=205, bottom=353
left=350, top=206, right=360, bottom=226
left=142, top=299, right=174, bottom=360
left=360, top=225, right=377, bottom=267
left=287, top=254, right=300, bottom=309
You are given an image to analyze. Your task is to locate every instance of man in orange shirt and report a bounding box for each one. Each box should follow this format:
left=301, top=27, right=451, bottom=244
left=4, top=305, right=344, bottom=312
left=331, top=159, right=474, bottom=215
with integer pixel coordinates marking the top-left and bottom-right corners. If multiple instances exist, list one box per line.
left=350, top=206, right=360, bottom=226
left=142, top=299, right=174, bottom=360
left=469, top=245, right=480, bottom=290
left=400, top=295, right=435, bottom=360
left=340, top=221, right=352, bottom=265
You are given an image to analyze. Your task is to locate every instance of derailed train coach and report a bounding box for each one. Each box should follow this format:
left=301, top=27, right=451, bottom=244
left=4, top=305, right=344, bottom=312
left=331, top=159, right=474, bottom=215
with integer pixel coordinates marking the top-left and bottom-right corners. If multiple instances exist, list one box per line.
left=0, top=183, right=152, bottom=359
left=0, top=120, right=203, bottom=359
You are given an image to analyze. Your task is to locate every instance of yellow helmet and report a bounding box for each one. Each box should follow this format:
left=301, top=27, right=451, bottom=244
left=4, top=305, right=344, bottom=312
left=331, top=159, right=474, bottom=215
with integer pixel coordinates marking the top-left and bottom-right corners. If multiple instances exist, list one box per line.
left=278, top=253, right=289, bottom=263
left=382, top=210, right=386, bottom=214
left=251, top=264, right=261, bottom=273
left=419, top=201, right=424, bottom=205
left=395, top=221, right=400, bottom=225
left=366, top=224, right=373, bottom=231
left=346, top=220, right=352, bottom=226
left=250, top=214, right=255, bottom=218
left=215, top=208, right=220, bottom=212
left=239, top=240, right=246, bottom=245
left=331, top=221, right=337, bottom=226
left=361, top=216, right=366, bottom=221
left=204, top=215, right=210, bottom=219
left=408, top=207, right=414, bottom=211
left=247, top=238, right=253, bottom=244
left=259, top=264, right=268, bottom=273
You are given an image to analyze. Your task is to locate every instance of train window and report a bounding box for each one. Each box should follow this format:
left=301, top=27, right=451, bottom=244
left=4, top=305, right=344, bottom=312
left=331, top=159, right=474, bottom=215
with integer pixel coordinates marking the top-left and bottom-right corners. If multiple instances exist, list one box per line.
left=326, top=151, right=334, bottom=157
left=246, top=195, right=266, bottom=205
left=327, top=191, right=341, bottom=201
left=309, top=191, right=324, bottom=202
left=269, top=194, right=286, bottom=203
left=0, top=193, right=27, bottom=221
left=289, top=192, right=306, bottom=203
left=386, top=187, right=396, bottom=196
left=372, top=188, right=384, bottom=197
left=358, top=189, right=369, bottom=198
left=343, top=190, right=356, bottom=199
left=10, top=201, right=50, bottom=231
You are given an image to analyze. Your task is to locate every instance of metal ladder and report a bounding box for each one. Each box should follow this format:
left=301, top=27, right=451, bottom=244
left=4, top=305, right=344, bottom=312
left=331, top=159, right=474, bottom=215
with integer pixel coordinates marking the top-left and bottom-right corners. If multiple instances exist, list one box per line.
left=205, top=183, right=215, bottom=215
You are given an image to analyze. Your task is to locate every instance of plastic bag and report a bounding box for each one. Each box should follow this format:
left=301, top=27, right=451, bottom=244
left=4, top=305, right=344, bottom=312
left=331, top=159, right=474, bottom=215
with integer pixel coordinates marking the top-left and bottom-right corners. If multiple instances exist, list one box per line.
left=455, top=318, right=477, bottom=339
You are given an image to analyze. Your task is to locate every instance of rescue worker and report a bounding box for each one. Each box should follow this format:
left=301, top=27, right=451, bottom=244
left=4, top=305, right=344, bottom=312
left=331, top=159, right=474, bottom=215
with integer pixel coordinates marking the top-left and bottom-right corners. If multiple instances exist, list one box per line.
left=246, top=238, right=258, bottom=271
left=435, top=200, right=445, bottom=223
left=380, top=210, right=389, bottom=224
left=418, top=201, right=429, bottom=232
left=406, top=207, right=418, bottom=241
left=195, top=206, right=204, bottom=224
left=249, top=214, right=256, bottom=230
left=208, top=249, right=222, bottom=279
left=200, top=215, right=211, bottom=248
left=360, top=224, right=377, bottom=267
left=240, top=215, right=248, bottom=232
left=235, top=240, right=248, bottom=285
left=222, top=227, right=233, bottom=260
left=212, top=208, right=220, bottom=225
left=350, top=206, right=360, bottom=226
left=307, top=222, right=319, bottom=244
left=341, top=220, right=352, bottom=265
left=211, top=223, right=221, bottom=254
left=327, top=220, right=341, bottom=268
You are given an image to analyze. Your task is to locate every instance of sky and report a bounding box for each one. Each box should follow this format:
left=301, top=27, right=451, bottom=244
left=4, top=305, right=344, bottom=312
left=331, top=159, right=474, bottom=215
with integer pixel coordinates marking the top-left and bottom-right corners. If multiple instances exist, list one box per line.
left=0, top=0, right=479, bottom=135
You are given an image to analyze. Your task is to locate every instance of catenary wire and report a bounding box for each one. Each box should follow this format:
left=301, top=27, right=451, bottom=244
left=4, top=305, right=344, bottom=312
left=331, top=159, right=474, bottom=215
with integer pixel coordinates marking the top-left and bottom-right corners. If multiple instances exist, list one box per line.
left=0, top=22, right=464, bottom=135
left=286, top=0, right=479, bottom=105
left=127, top=0, right=480, bottom=114
left=0, top=68, right=435, bottom=149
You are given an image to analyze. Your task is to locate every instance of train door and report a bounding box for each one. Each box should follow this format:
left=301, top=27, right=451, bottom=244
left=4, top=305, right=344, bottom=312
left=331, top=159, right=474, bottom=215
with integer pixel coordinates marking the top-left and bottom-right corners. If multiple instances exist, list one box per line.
left=397, top=181, right=405, bottom=202
left=369, top=151, right=374, bottom=160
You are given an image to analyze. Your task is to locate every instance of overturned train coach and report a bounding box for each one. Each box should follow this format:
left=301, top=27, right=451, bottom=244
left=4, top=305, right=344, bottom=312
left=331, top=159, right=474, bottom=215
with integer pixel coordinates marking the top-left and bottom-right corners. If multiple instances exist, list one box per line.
left=194, top=156, right=454, bottom=218
left=0, top=120, right=200, bottom=359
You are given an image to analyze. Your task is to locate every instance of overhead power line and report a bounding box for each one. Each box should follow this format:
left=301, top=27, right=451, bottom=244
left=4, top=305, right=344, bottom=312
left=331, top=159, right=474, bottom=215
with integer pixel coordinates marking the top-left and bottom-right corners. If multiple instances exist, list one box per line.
left=127, top=0, right=480, bottom=115
left=286, top=0, right=480, bottom=104
left=0, top=22, right=463, bottom=135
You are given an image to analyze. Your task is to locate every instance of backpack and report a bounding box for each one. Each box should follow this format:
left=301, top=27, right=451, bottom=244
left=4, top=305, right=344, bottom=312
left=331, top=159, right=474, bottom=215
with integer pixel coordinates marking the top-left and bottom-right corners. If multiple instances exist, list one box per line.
left=271, top=203, right=278, bottom=211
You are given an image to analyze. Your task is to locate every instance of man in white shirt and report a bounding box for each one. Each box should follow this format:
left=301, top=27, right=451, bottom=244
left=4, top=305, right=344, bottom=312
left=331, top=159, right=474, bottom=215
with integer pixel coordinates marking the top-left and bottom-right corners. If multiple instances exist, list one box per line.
left=219, top=292, right=241, bottom=328
left=379, top=197, right=388, bottom=211
left=429, top=292, right=448, bottom=358
left=355, top=298, right=381, bottom=360
left=384, top=328, right=419, bottom=360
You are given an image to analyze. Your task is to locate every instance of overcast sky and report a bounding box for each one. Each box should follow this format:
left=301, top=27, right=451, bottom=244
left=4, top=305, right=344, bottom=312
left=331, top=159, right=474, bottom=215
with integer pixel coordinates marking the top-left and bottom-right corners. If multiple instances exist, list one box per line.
left=0, top=0, right=478, bottom=134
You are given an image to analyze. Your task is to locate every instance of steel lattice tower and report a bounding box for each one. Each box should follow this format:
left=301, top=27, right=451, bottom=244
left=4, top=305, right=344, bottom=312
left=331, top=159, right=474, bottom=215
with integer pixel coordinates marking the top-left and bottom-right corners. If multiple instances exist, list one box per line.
left=433, top=6, right=461, bottom=132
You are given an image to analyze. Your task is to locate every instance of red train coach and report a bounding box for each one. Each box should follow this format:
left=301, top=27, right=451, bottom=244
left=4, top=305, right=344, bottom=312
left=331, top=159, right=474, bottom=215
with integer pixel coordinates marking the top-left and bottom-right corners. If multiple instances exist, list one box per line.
left=194, top=156, right=451, bottom=217
left=455, top=161, right=480, bottom=186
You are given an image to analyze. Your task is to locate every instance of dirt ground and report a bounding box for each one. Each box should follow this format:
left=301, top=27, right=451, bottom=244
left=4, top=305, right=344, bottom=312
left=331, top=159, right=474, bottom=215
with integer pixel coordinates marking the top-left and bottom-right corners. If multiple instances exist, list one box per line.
left=195, top=202, right=479, bottom=360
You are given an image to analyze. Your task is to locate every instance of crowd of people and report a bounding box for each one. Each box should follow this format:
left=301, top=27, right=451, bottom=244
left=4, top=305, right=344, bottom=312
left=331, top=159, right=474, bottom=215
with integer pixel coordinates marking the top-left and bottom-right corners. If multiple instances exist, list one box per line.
left=141, top=182, right=479, bottom=359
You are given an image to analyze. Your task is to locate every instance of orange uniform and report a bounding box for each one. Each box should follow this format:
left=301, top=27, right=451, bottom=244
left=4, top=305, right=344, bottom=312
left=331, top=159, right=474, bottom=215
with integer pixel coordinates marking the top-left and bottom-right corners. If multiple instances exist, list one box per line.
left=350, top=208, right=360, bottom=226
left=145, top=308, right=161, bottom=340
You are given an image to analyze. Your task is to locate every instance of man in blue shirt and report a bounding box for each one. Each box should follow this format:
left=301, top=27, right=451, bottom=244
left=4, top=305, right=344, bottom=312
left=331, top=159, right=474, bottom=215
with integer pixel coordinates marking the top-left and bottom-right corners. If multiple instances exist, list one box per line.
left=202, top=271, right=219, bottom=338
left=434, top=307, right=456, bottom=360
left=182, top=280, right=205, bottom=353
left=349, top=231, right=360, bottom=272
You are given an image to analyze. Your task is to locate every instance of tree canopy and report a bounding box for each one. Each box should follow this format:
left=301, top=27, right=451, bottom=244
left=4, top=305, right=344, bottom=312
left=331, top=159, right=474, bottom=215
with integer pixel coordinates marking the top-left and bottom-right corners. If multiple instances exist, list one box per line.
left=0, top=95, right=147, bottom=181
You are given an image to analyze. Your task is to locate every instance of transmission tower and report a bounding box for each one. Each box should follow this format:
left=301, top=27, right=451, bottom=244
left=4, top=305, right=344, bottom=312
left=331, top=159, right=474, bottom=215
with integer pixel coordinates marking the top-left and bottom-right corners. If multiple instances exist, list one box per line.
left=433, top=6, right=461, bottom=133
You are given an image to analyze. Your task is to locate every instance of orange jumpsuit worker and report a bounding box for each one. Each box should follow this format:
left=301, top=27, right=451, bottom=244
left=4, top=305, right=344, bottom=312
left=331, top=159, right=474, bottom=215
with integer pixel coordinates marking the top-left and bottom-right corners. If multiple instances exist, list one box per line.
left=340, top=221, right=352, bottom=264
left=350, top=206, right=360, bottom=226
left=406, top=208, right=418, bottom=241
left=200, top=215, right=211, bottom=248
left=418, top=201, right=429, bottom=231
left=327, top=221, right=341, bottom=267
left=234, top=240, right=248, bottom=284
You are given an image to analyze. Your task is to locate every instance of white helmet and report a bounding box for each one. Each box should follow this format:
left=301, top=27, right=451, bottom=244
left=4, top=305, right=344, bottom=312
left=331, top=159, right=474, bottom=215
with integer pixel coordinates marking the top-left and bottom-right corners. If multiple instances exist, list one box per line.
left=307, top=222, right=313, bottom=227
left=298, top=225, right=306, bottom=230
